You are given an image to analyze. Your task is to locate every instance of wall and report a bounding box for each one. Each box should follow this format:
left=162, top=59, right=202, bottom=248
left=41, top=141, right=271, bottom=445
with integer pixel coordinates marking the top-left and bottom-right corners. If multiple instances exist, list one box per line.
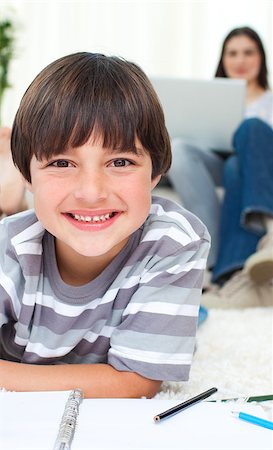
left=0, top=0, right=272, bottom=126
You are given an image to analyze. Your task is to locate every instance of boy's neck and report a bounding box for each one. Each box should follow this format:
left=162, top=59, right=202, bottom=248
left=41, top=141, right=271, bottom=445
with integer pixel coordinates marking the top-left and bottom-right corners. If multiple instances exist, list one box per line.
left=54, top=238, right=127, bottom=286
left=57, top=256, right=107, bottom=286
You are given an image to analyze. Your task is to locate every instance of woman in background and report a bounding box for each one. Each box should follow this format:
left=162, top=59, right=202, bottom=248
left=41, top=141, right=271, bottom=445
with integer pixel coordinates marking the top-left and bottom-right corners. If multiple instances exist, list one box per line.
left=168, top=26, right=273, bottom=301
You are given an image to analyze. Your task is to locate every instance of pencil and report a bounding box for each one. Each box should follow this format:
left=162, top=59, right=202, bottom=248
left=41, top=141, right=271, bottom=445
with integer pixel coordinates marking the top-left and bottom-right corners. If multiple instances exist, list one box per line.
left=231, top=411, right=273, bottom=430
left=153, top=387, right=218, bottom=423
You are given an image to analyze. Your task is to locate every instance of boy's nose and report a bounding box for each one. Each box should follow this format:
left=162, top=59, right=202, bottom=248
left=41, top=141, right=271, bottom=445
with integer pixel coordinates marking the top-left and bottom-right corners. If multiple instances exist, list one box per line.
left=73, top=169, right=108, bottom=202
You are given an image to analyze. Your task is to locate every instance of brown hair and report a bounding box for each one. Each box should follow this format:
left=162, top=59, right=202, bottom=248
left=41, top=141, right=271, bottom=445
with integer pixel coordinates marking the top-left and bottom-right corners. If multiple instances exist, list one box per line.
left=215, top=26, right=269, bottom=89
left=11, top=52, right=171, bottom=182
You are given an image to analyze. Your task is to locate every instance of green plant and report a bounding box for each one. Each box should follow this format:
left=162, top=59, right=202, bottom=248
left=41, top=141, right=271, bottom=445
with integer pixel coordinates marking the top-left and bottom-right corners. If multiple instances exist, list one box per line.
left=0, top=19, right=15, bottom=124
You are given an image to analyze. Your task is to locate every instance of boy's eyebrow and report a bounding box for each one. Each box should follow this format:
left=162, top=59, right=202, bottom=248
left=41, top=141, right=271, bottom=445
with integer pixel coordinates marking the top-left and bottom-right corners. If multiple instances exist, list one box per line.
left=105, top=146, right=146, bottom=157
left=44, top=145, right=146, bottom=159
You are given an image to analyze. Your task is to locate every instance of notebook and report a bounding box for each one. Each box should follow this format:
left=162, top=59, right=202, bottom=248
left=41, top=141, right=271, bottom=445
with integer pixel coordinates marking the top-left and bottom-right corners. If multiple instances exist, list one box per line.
left=150, top=77, right=246, bottom=151
left=0, top=390, right=272, bottom=450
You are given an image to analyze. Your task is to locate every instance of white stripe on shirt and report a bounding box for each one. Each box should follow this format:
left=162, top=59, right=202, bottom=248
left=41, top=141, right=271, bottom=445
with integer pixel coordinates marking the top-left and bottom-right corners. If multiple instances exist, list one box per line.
left=0, top=266, right=21, bottom=316
left=124, top=302, right=199, bottom=317
left=109, top=345, right=193, bottom=365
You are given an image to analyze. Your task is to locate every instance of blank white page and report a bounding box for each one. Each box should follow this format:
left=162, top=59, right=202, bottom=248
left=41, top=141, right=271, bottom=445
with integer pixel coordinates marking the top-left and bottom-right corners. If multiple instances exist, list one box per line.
left=0, top=391, right=271, bottom=450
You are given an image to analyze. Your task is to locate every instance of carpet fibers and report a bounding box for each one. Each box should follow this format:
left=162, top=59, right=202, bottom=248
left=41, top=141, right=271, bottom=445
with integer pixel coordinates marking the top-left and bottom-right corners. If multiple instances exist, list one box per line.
left=156, top=307, right=273, bottom=403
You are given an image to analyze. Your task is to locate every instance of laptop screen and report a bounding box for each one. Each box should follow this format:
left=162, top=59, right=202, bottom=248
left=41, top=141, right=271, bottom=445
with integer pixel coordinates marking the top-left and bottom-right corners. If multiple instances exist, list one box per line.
left=150, top=77, right=246, bottom=152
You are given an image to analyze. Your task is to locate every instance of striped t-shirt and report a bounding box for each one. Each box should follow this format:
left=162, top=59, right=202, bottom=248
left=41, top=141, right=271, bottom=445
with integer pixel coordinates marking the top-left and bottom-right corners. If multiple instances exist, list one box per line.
left=0, top=196, right=210, bottom=382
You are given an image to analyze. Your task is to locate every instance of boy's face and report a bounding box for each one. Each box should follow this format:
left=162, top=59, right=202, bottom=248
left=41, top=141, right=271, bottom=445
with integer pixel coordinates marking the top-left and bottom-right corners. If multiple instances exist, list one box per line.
left=28, top=135, right=160, bottom=273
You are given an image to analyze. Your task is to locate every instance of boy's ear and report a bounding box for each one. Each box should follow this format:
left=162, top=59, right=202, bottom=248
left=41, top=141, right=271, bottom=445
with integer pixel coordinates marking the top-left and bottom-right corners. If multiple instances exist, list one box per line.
left=151, top=174, right=161, bottom=190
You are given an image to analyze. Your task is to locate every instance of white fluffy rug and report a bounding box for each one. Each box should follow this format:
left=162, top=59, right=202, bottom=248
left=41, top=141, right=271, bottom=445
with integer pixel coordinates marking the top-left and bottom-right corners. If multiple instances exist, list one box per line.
left=156, top=307, right=273, bottom=402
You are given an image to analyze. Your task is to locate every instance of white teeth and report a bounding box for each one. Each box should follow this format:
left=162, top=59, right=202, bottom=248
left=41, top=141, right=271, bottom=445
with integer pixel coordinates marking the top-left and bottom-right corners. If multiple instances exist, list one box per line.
left=71, top=212, right=113, bottom=223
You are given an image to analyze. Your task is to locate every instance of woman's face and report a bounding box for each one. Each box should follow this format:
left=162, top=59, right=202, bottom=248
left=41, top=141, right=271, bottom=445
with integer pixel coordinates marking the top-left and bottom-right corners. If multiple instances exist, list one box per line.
left=222, top=35, right=262, bottom=85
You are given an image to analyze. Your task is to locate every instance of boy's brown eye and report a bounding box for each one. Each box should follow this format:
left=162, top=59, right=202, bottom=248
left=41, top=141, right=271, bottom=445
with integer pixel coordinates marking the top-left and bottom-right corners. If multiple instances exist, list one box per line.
left=114, top=159, right=126, bottom=167
left=112, top=159, right=132, bottom=167
left=51, top=160, right=70, bottom=167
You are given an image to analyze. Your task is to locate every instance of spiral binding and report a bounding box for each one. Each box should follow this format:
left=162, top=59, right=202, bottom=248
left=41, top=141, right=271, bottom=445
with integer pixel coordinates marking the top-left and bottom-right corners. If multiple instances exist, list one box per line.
left=53, top=388, right=83, bottom=450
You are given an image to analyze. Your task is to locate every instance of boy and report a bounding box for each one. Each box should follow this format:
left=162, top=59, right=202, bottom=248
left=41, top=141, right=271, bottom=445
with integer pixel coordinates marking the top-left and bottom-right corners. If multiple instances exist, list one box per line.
left=0, top=53, right=210, bottom=398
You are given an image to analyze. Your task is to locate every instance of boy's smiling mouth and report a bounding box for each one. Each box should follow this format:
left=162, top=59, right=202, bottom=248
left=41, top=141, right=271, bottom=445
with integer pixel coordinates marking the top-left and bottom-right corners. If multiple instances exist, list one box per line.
left=69, top=212, right=116, bottom=223
left=64, top=210, right=120, bottom=227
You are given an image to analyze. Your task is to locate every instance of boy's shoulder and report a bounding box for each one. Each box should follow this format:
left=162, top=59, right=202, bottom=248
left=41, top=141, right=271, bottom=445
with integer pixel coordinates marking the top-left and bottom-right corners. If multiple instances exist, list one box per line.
left=148, top=195, right=210, bottom=244
left=0, top=209, right=45, bottom=254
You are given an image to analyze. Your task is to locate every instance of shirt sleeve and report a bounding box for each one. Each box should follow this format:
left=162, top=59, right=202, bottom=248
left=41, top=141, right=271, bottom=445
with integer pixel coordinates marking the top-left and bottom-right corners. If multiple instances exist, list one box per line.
left=0, top=220, right=19, bottom=360
left=108, top=233, right=210, bottom=382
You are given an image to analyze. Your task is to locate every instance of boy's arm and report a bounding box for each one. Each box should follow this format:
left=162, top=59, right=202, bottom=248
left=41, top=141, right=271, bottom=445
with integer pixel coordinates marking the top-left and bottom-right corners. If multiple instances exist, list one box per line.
left=0, top=359, right=161, bottom=398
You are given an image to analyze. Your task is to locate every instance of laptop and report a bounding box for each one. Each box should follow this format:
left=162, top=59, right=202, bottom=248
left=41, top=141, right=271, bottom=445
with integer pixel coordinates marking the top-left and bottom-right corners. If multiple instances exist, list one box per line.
left=150, top=77, right=246, bottom=151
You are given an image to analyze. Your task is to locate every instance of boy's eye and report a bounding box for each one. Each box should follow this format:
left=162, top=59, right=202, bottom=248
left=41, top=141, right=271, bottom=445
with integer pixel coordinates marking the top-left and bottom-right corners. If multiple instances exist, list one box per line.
left=110, top=159, right=132, bottom=167
left=50, top=159, right=72, bottom=167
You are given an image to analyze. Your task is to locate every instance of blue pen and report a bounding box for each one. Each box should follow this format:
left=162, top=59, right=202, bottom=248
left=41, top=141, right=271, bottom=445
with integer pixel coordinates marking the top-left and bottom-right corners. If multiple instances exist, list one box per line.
left=232, top=411, right=273, bottom=430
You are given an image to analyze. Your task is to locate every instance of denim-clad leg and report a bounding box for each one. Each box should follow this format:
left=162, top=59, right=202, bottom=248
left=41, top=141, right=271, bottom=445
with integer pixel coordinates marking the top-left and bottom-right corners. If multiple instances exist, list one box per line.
left=237, top=118, right=273, bottom=229
left=212, top=154, right=260, bottom=283
left=168, top=138, right=225, bottom=268
left=212, top=118, right=273, bottom=283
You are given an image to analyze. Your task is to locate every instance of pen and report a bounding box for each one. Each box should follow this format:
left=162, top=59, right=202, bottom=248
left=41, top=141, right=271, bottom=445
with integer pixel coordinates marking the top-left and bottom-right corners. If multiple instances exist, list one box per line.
left=153, top=387, right=218, bottom=423
left=232, top=411, right=273, bottom=430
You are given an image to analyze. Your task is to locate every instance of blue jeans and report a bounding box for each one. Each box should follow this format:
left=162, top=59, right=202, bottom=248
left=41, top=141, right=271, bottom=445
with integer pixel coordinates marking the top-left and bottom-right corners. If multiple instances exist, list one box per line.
left=212, top=118, right=273, bottom=283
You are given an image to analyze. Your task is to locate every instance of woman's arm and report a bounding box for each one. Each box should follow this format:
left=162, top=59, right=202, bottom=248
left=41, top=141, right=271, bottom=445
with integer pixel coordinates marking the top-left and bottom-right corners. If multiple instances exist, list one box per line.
left=0, top=359, right=161, bottom=398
